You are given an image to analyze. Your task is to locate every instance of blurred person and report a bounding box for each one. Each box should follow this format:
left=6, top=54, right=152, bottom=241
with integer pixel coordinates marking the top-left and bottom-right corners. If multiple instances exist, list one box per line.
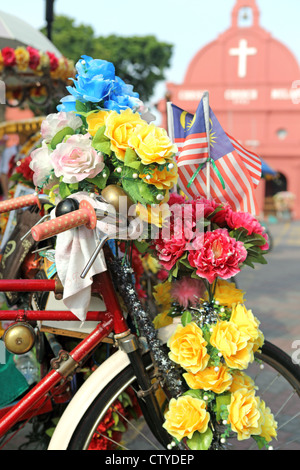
left=0, top=134, right=19, bottom=199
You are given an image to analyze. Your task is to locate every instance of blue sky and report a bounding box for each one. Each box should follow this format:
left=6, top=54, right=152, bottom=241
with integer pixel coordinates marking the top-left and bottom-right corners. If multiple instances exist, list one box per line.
left=1, top=0, right=300, bottom=113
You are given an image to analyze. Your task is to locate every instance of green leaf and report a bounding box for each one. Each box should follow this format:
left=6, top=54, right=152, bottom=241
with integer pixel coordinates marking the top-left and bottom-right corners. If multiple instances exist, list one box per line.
left=86, top=167, right=110, bottom=189
left=183, top=389, right=203, bottom=400
left=50, top=126, right=75, bottom=149
left=124, top=147, right=139, bottom=166
left=134, top=240, right=149, bottom=253
left=187, top=428, right=213, bottom=450
left=93, top=140, right=113, bottom=156
left=75, top=100, right=88, bottom=113
left=181, top=310, right=192, bottom=326
left=92, top=125, right=110, bottom=144
left=59, top=181, right=72, bottom=199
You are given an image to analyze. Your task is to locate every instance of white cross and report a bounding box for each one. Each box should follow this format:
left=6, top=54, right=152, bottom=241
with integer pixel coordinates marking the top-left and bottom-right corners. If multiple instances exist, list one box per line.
left=229, top=39, right=257, bottom=78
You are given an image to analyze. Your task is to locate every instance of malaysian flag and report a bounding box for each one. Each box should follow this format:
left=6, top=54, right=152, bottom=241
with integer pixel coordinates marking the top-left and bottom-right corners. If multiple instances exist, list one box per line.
left=168, top=94, right=262, bottom=214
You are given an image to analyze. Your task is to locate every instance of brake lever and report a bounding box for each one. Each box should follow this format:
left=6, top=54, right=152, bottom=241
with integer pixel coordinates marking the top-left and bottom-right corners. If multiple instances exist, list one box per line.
left=80, top=234, right=111, bottom=279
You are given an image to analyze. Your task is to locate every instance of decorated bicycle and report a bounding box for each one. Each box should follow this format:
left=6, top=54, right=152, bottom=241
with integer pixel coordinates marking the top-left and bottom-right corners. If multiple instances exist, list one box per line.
left=0, top=55, right=299, bottom=451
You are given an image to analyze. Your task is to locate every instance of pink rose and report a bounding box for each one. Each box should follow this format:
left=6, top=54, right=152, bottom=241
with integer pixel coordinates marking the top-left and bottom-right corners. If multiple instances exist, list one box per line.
left=188, top=228, right=247, bottom=283
left=41, top=111, right=83, bottom=143
left=52, top=133, right=104, bottom=184
left=30, top=141, right=54, bottom=187
left=154, top=236, right=187, bottom=271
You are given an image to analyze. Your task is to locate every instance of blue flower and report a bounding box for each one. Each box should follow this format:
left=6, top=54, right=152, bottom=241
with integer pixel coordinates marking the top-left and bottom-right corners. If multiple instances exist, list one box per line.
left=57, top=95, right=77, bottom=112
left=59, top=55, right=141, bottom=113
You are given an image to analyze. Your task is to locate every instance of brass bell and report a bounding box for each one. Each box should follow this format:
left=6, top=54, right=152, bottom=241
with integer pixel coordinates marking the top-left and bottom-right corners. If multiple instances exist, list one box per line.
left=3, top=322, right=36, bottom=355
left=101, top=185, right=134, bottom=213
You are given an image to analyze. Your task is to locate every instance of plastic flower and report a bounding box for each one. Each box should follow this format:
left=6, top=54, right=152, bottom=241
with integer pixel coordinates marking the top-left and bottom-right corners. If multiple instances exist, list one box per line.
left=128, top=123, right=177, bottom=165
left=230, top=303, right=261, bottom=346
left=15, top=47, right=30, bottom=71
left=104, top=108, right=147, bottom=161
left=57, top=95, right=77, bottom=113
left=140, top=165, right=178, bottom=191
left=104, top=76, right=141, bottom=112
left=227, top=388, right=264, bottom=441
left=210, top=320, right=253, bottom=370
left=153, top=310, right=173, bottom=329
left=27, top=46, right=40, bottom=70
left=66, top=56, right=115, bottom=104
left=229, top=370, right=257, bottom=393
left=167, top=322, right=210, bottom=373
left=41, top=111, right=83, bottom=143
left=30, top=141, right=54, bottom=187
left=86, top=110, right=110, bottom=137
left=210, top=279, right=245, bottom=307
left=163, top=395, right=210, bottom=440
left=259, top=399, right=277, bottom=443
left=188, top=229, right=247, bottom=284
left=153, top=280, right=172, bottom=309
left=51, top=133, right=104, bottom=183
left=135, top=202, right=170, bottom=228
left=2, top=47, right=16, bottom=67
left=184, top=364, right=233, bottom=394
left=170, top=277, right=205, bottom=309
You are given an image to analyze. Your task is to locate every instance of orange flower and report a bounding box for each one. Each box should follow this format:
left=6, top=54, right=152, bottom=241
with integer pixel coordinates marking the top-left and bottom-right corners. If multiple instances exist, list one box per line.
left=140, top=164, right=178, bottom=191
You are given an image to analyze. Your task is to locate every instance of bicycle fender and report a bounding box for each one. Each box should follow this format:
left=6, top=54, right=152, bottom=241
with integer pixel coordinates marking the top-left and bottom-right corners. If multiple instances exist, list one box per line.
left=48, top=349, right=130, bottom=450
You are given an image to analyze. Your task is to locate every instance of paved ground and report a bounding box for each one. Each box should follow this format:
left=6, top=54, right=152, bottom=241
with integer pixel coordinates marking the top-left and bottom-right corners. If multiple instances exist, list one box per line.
left=237, top=219, right=300, bottom=355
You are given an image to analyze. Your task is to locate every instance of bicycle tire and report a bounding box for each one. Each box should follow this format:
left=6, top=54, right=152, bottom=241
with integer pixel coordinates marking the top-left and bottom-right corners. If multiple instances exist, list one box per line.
left=67, top=341, right=300, bottom=450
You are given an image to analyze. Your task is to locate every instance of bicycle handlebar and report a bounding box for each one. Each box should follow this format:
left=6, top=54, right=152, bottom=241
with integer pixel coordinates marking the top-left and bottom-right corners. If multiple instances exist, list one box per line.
left=31, top=200, right=97, bottom=242
left=0, top=193, right=41, bottom=214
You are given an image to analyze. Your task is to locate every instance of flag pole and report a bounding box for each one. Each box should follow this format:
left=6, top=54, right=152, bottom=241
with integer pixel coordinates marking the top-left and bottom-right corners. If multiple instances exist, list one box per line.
left=166, top=101, right=178, bottom=194
left=202, top=91, right=211, bottom=200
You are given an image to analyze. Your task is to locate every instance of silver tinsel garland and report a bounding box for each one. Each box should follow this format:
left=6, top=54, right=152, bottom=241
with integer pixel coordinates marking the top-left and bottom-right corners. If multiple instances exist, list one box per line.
left=108, top=258, right=185, bottom=397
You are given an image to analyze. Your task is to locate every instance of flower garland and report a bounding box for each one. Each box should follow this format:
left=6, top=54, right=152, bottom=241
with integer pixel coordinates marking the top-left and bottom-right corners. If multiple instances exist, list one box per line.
left=29, top=56, right=178, bottom=212
left=25, top=54, right=278, bottom=450
left=0, top=46, right=74, bottom=82
left=147, top=193, right=277, bottom=449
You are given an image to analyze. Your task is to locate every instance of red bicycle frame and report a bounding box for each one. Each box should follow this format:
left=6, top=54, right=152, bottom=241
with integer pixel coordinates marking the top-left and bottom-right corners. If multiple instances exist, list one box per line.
left=0, top=270, right=129, bottom=439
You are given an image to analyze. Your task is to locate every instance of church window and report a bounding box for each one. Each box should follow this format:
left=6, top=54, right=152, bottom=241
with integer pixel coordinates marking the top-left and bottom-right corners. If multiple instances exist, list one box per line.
left=238, top=6, right=254, bottom=27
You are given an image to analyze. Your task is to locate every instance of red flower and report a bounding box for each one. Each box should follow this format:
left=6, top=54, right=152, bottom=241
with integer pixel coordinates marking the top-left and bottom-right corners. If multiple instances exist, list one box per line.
left=2, top=47, right=16, bottom=67
left=188, top=229, right=247, bottom=283
left=15, top=156, right=34, bottom=181
left=47, top=51, right=59, bottom=71
left=27, top=46, right=40, bottom=70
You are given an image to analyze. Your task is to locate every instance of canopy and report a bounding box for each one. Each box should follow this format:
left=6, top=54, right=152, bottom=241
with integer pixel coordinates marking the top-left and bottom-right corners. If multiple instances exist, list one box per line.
left=0, top=10, right=61, bottom=55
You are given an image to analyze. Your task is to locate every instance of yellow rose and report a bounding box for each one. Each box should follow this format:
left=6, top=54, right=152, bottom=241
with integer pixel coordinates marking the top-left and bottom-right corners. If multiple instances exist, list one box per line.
left=153, top=280, right=172, bottom=309
left=184, top=365, right=232, bottom=394
left=259, top=399, right=277, bottom=443
left=230, top=303, right=260, bottom=343
left=210, top=321, right=253, bottom=370
left=252, top=329, right=264, bottom=353
left=128, top=123, right=177, bottom=165
left=104, top=108, right=146, bottom=161
left=210, top=279, right=245, bottom=307
left=15, top=47, right=30, bottom=71
left=86, top=110, right=110, bottom=137
left=140, top=164, right=178, bottom=191
left=168, top=322, right=210, bottom=373
left=228, top=388, right=264, bottom=440
left=229, top=370, right=257, bottom=393
left=135, top=202, right=170, bottom=228
left=163, top=395, right=210, bottom=440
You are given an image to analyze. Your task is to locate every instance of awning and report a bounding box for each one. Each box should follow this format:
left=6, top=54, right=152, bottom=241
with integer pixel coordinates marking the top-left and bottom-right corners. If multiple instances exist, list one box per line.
left=0, top=10, right=61, bottom=55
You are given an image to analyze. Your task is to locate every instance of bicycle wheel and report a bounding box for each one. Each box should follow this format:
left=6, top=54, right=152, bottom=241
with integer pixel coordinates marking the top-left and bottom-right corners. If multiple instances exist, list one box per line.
left=67, top=341, right=300, bottom=450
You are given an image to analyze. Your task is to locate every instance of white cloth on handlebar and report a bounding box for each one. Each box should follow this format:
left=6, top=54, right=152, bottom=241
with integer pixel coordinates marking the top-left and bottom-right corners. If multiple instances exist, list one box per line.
left=52, top=192, right=145, bottom=321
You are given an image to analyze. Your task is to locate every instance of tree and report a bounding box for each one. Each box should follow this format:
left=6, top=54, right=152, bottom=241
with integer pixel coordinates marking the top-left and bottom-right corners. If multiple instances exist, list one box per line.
left=41, top=15, right=173, bottom=103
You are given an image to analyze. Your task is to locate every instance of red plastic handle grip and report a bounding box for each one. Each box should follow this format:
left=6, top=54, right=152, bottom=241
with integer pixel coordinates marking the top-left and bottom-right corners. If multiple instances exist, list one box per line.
left=0, top=193, right=39, bottom=214
left=31, top=200, right=97, bottom=242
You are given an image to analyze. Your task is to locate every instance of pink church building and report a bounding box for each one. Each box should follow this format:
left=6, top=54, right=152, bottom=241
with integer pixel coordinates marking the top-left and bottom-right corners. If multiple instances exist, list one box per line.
left=158, top=0, right=300, bottom=219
